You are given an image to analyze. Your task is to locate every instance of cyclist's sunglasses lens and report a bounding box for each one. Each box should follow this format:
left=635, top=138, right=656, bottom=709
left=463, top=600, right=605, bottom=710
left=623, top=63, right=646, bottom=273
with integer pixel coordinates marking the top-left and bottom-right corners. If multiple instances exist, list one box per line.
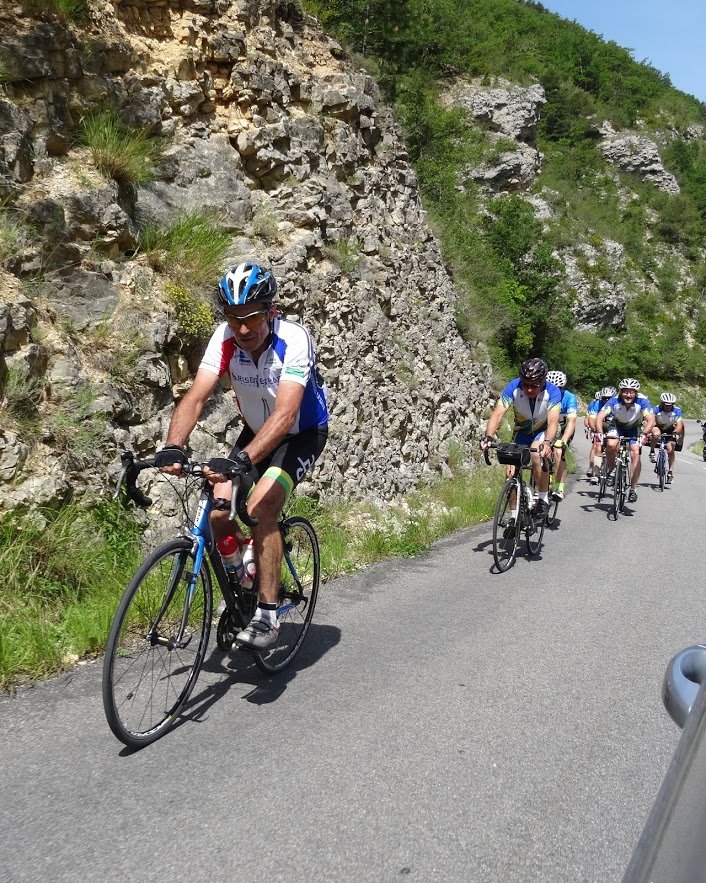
left=225, top=310, right=268, bottom=330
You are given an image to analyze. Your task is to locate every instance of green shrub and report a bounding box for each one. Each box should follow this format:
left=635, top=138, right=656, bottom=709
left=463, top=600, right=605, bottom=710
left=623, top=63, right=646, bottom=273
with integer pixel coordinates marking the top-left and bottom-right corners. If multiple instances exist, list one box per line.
left=80, top=110, right=157, bottom=185
left=164, top=281, right=215, bottom=341
left=21, top=0, right=87, bottom=20
left=141, top=212, right=231, bottom=288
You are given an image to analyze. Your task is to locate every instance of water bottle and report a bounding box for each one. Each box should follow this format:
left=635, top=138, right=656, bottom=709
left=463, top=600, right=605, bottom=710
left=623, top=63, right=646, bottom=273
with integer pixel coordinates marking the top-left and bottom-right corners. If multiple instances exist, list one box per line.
left=241, top=538, right=256, bottom=590
left=217, top=535, right=245, bottom=585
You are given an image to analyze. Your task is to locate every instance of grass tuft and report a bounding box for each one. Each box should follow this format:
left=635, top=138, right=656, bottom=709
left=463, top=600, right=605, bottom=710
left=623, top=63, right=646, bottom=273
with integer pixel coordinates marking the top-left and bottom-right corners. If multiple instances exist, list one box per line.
left=141, top=212, right=231, bottom=288
left=80, top=110, right=157, bottom=185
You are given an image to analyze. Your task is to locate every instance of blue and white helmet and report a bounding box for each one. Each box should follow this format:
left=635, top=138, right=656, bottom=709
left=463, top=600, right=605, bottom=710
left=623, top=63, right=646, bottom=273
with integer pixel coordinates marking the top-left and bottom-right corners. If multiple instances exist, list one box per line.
left=217, top=263, right=277, bottom=307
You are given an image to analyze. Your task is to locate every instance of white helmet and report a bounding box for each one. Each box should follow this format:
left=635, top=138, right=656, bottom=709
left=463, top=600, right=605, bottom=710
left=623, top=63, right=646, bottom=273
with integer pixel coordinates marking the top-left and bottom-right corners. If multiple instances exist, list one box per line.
left=601, top=386, right=617, bottom=398
left=619, top=377, right=641, bottom=390
left=546, top=370, right=567, bottom=388
left=594, top=391, right=601, bottom=400
left=660, top=392, right=677, bottom=404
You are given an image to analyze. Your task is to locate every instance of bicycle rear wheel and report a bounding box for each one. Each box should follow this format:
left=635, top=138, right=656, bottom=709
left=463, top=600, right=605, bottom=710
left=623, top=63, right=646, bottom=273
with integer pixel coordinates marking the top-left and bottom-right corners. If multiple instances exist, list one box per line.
left=492, top=478, right=520, bottom=572
left=103, top=538, right=212, bottom=747
left=255, top=516, right=320, bottom=673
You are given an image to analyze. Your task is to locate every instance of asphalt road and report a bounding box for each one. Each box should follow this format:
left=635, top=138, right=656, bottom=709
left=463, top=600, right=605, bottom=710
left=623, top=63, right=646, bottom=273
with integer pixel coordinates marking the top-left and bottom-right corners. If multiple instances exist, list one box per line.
left=2, top=423, right=705, bottom=883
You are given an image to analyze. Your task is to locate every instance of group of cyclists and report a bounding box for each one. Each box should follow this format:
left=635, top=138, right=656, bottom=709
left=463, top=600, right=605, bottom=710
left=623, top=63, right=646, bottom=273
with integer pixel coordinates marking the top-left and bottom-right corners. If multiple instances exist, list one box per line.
left=480, top=357, right=685, bottom=513
left=151, top=260, right=688, bottom=649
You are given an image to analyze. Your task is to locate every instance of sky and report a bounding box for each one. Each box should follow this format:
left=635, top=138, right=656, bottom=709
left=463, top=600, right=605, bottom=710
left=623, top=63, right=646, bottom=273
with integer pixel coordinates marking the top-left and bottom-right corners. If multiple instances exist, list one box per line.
left=538, top=0, right=706, bottom=103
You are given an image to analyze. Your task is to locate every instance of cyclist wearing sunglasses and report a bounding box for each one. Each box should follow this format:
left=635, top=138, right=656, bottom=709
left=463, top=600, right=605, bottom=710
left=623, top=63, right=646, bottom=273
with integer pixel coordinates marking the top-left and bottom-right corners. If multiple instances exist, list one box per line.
left=156, top=262, right=328, bottom=650
left=480, top=358, right=561, bottom=518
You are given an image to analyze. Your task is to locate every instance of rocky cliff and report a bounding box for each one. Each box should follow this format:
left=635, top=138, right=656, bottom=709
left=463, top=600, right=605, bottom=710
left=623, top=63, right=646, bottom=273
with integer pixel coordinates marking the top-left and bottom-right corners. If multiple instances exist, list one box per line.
left=0, top=0, right=493, bottom=513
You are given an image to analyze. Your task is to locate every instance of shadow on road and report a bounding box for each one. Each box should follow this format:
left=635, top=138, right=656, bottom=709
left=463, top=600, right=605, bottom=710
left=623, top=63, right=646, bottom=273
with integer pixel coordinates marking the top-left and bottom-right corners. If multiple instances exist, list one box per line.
left=116, top=623, right=341, bottom=756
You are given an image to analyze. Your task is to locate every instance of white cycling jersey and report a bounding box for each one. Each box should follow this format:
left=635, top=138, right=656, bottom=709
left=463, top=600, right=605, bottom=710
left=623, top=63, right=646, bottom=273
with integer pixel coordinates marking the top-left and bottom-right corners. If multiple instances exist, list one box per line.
left=199, top=317, right=328, bottom=435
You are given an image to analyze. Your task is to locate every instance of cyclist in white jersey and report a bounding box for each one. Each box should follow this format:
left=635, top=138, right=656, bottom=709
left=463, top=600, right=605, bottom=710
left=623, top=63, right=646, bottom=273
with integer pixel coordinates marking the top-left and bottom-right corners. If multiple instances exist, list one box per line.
left=648, top=392, right=685, bottom=483
left=595, top=377, right=654, bottom=503
left=155, top=262, right=328, bottom=650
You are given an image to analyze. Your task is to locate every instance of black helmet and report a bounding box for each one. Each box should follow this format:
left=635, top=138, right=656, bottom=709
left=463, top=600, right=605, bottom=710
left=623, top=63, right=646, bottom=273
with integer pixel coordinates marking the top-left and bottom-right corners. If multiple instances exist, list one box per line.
left=519, top=358, right=548, bottom=382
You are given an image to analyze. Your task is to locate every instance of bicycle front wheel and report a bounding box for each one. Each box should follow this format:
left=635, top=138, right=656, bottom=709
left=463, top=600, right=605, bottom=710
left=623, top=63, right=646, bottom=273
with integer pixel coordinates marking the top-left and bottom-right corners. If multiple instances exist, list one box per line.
left=102, top=538, right=212, bottom=748
left=526, top=503, right=546, bottom=556
left=492, top=478, right=520, bottom=572
left=657, top=450, right=666, bottom=491
left=255, top=516, right=320, bottom=674
left=610, top=466, right=620, bottom=521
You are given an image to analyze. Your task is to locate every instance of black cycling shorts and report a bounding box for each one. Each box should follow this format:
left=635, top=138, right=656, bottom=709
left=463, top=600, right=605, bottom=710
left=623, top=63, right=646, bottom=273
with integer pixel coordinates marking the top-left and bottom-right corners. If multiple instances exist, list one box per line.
left=229, top=426, right=328, bottom=500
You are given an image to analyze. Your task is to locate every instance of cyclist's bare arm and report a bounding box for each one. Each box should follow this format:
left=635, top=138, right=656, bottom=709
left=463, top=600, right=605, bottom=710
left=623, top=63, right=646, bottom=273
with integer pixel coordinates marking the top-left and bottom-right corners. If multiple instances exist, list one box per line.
left=560, top=416, right=576, bottom=444
left=242, top=380, right=306, bottom=466
left=161, top=369, right=221, bottom=474
left=482, top=402, right=508, bottom=445
left=543, top=410, right=560, bottom=452
left=642, top=412, right=656, bottom=435
left=595, top=409, right=607, bottom=435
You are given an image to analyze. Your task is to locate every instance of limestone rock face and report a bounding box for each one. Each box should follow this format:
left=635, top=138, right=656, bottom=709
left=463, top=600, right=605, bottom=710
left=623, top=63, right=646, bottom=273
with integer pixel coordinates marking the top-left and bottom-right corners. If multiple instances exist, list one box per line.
left=451, top=81, right=546, bottom=142
left=0, top=0, right=492, bottom=510
left=600, top=126, right=680, bottom=194
left=443, top=79, right=546, bottom=191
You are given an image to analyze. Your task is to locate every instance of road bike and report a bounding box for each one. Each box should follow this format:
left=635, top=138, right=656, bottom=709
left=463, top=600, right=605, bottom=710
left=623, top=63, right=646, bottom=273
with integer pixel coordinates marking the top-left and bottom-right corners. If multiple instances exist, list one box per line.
left=607, top=436, right=633, bottom=521
left=102, top=452, right=320, bottom=748
left=653, top=433, right=676, bottom=491
left=484, top=442, right=549, bottom=572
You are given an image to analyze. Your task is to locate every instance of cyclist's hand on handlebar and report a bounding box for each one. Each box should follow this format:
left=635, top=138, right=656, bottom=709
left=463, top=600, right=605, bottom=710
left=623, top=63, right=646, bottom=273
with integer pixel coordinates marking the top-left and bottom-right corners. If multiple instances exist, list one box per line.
left=155, top=444, right=188, bottom=475
left=203, top=451, right=253, bottom=486
left=480, top=435, right=494, bottom=451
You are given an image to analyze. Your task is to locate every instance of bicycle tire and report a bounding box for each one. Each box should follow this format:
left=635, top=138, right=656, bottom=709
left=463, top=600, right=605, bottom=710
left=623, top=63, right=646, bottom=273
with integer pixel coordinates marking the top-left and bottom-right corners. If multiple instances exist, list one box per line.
left=618, top=461, right=627, bottom=513
left=610, top=464, right=620, bottom=521
left=545, top=498, right=559, bottom=527
left=526, top=501, right=546, bottom=556
left=657, top=449, right=666, bottom=492
left=102, top=538, right=212, bottom=748
left=492, top=478, right=520, bottom=573
left=255, top=516, right=320, bottom=673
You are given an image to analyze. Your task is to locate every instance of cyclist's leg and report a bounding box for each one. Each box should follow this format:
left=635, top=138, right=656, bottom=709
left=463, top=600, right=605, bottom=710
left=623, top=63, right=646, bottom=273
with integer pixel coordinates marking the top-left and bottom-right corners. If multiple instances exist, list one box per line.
left=605, top=431, right=619, bottom=477
left=667, top=440, right=676, bottom=473
left=649, top=426, right=660, bottom=460
left=237, top=429, right=327, bottom=648
left=630, top=439, right=641, bottom=489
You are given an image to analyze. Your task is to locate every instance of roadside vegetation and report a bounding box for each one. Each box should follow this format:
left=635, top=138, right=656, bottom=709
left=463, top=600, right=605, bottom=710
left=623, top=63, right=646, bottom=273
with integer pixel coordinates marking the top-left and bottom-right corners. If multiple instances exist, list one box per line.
left=305, top=0, right=706, bottom=397
left=0, top=463, right=503, bottom=690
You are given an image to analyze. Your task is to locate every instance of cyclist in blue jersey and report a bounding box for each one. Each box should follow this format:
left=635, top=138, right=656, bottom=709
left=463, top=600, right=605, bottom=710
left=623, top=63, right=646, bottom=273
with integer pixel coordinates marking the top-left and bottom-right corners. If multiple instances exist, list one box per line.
left=583, top=391, right=602, bottom=479
left=546, top=371, right=577, bottom=502
left=595, top=378, right=655, bottom=503
left=648, top=392, right=685, bottom=484
left=481, top=358, right=561, bottom=518
left=586, top=387, right=615, bottom=484
left=155, top=262, right=328, bottom=650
